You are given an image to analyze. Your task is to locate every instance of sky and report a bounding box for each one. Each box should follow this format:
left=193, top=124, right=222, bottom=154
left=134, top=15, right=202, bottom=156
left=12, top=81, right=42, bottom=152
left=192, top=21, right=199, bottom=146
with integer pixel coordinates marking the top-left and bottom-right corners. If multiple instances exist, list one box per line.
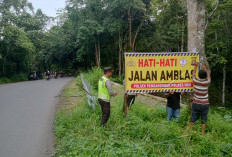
left=28, top=0, right=66, bottom=17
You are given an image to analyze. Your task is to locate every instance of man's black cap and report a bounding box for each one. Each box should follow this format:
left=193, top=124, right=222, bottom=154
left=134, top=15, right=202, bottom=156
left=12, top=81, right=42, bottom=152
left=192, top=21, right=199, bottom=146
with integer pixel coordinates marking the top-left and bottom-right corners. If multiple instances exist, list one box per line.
left=104, top=67, right=113, bottom=73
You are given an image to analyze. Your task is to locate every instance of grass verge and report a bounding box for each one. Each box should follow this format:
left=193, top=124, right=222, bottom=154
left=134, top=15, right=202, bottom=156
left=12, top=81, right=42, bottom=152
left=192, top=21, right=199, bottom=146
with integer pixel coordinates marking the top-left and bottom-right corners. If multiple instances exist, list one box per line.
left=54, top=68, right=232, bottom=157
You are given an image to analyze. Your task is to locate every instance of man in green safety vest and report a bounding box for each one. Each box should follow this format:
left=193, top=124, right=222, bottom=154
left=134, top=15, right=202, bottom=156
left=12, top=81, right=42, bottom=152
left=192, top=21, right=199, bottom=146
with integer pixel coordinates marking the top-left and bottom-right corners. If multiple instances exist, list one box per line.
left=98, top=67, right=117, bottom=126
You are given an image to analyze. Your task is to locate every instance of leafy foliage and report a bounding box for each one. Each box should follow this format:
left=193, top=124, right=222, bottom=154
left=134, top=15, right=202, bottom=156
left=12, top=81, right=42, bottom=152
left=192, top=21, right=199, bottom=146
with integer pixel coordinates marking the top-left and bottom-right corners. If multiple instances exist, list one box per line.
left=82, top=67, right=104, bottom=92
left=0, top=25, right=35, bottom=77
left=0, top=0, right=50, bottom=78
left=0, top=0, right=231, bottom=105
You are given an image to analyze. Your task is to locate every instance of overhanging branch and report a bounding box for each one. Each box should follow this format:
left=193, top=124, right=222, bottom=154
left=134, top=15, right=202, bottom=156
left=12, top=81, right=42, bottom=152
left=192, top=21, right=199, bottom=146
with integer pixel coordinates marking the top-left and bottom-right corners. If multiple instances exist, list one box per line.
left=205, top=0, right=226, bottom=29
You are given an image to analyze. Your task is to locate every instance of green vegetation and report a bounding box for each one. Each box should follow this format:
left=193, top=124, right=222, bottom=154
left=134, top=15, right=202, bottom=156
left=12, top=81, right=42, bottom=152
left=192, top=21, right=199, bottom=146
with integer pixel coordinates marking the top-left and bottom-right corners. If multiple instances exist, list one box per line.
left=81, top=67, right=104, bottom=92
left=1, top=0, right=231, bottom=105
left=0, top=77, right=11, bottom=84
left=0, top=1, right=48, bottom=78
left=111, top=75, right=125, bottom=85
left=1, top=0, right=231, bottom=155
left=0, top=73, right=27, bottom=84
left=54, top=69, right=232, bottom=156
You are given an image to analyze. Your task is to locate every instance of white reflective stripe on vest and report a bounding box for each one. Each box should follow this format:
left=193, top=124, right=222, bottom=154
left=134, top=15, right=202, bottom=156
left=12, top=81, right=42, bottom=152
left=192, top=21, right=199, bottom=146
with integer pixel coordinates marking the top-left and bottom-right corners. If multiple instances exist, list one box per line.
left=98, top=94, right=108, bottom=100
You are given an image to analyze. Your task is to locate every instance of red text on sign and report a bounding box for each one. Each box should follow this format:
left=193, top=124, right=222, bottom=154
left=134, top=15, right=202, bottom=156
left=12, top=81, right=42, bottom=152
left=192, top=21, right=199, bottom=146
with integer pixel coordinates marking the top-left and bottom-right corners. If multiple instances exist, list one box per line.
left=138, top=58, right=177, bottom=67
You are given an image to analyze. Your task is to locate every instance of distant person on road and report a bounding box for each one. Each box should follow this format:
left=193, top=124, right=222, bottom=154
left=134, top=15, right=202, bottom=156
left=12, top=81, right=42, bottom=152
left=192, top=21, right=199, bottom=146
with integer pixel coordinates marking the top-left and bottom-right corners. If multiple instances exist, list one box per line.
left=190, top=63, right=211, bottom=135
left=46, top=71, right=50, bottom=79
left=33, top=72, right=37, bottom=79
left=60, top=71, right=64, bottom=77
left=98, top=67, right=117, bottom=127
left=165, top=91, right=184, bottom=122
left=54, top=71, right=58, bottom=79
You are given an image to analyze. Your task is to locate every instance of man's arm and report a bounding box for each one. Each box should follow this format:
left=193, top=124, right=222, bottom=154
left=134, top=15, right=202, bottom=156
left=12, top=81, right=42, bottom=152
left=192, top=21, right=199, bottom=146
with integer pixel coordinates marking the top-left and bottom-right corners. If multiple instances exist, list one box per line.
left=193, top=62, right=198, bottom=77
left=202, top=65, right=211, bottom=79
left=165, top=91, right=174, bottom=98
left=105, top=80, right=117, bottom=96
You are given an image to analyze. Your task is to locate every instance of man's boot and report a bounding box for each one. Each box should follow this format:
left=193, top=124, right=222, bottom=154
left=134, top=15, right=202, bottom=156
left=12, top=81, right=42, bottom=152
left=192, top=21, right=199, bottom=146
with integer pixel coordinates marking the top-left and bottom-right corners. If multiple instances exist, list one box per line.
left=190, top=122, right=194, bottom=127
left=201, top=124, right=206, bottom=135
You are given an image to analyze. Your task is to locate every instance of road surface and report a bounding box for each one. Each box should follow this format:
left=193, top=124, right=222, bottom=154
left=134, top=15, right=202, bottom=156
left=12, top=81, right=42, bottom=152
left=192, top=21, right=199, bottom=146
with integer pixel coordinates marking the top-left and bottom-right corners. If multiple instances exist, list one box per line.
left=0, top=77, right=73, bottom=157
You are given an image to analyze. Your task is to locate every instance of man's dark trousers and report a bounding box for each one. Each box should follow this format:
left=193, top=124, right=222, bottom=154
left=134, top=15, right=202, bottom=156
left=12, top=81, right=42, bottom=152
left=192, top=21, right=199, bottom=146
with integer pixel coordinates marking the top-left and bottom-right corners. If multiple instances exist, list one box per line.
left=98, top=99, right=110, bottom=126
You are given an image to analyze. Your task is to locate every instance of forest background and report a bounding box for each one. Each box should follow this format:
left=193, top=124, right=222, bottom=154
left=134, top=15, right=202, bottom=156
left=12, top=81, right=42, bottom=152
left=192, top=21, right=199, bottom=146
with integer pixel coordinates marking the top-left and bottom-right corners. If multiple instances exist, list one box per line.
left=0, top=0, right=231, bottom=106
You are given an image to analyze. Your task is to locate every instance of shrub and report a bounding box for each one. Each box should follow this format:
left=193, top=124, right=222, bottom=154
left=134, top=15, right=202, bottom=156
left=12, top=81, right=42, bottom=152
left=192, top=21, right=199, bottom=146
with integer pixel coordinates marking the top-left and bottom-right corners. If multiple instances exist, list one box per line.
left=82, top=67, right=103, bottom=91
left=0, top=77, right=11, bottom=84
left=10, top=73, right=27, bottom=82
left=0, top=73, right=27, bottom=84
left=111, top=74, right=125, bottom=84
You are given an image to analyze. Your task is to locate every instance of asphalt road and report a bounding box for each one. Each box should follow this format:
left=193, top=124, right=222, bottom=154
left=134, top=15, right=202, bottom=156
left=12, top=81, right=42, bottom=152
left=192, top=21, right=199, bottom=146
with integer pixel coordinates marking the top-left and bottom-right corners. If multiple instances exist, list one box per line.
left=0, top=77, right=73, bottom=157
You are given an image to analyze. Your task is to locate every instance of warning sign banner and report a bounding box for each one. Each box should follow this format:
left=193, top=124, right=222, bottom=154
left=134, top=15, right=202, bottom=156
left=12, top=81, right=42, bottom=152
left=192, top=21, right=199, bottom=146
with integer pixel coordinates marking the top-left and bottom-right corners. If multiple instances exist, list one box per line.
left=125, top=52, right=199, bottom=93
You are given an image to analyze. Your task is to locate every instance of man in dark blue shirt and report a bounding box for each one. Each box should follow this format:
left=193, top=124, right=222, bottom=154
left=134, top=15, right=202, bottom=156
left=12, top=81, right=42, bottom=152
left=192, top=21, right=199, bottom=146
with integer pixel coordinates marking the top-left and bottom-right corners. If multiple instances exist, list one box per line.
left=165, top=91, right=184, bottom=122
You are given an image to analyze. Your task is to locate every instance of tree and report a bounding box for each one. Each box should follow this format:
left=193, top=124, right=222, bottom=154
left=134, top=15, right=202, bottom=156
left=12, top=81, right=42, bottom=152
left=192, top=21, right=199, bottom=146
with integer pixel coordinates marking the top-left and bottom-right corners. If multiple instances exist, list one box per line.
left=187, top=0, right=209, bottom=68
left=0, top=0, right=50, bottom=76
left=206, top=0, right=232, bottom=105
left=150, top=0, right=187, bottom=52
left=0, top=25, right=35, bottom=77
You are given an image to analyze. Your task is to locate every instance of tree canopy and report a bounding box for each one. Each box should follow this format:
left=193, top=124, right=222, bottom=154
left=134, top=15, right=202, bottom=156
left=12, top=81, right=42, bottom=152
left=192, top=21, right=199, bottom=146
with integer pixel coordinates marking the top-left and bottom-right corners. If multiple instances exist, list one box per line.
left=0, top=0, right=231, bottom=106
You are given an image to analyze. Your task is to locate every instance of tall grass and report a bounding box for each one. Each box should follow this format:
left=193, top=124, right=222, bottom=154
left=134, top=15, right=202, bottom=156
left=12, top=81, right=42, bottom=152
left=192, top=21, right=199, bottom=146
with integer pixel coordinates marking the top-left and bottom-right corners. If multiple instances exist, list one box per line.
left=55, top=67, right=232, bottom=157
left=82, top=67, right=103, bottom=92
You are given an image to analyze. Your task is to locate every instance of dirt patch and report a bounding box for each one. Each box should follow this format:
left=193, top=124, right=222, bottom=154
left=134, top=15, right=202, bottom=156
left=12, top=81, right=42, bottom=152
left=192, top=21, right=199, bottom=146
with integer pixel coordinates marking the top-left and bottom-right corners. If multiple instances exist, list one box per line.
left=70, top=97, right=78, bottom=103
left=137, top=94, right=166, bottom=106
left=56, top=79, right=83, bottom=112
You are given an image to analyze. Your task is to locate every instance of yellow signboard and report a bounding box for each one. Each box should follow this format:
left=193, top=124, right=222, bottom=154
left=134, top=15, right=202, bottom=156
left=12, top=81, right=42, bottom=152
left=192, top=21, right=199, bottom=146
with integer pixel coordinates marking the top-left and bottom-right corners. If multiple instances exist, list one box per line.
left=125, top=52, right=199, bottom=93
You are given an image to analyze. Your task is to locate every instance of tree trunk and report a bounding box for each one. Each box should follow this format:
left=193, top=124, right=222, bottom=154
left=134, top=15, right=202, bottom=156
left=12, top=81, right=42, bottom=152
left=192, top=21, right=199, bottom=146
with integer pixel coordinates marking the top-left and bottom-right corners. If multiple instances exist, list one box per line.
left=187, top=0, right=197, bottom=108
left=180, top=17, right=184, bottom=105
left=122, top=37, right=127, bottom=75
left=118, top=28, right=122, bottom=78
left=198, top=1, right=209, bottom=69
left=215, top=30, right=219, bottom=53
left=119, top=50, right=122, bottom=77
left=187, top=0, right=197, bottom=54
left=187, top=0, right=208, bottom=110
left=222, top=65, right=226, bottom=105
left=95, top=43, right=98, bottom=66
left=187, top=0, right=209, bottom=68
left=128, top=7, right=132, bottom=51
left=98, top=39, right=101, bottom=67
left=181, top=19, right=185, bottom=52
left=132, top=20, right=144, bottom=51
left=95, top=42, right=100, bottom=67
